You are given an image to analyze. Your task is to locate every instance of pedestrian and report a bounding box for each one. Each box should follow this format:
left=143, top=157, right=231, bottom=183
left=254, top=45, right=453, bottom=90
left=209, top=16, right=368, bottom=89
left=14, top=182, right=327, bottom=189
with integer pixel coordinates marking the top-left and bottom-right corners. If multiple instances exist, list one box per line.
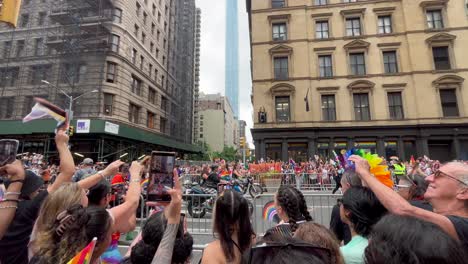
left=72, top=158, right=96, bottom=182
left=332, top=166, right=343, bottom=194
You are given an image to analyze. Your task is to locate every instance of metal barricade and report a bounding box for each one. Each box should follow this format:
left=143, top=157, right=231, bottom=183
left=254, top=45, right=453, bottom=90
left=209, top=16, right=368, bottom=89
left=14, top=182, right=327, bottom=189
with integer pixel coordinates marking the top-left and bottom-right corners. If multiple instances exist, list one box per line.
left=251, top=193, right=342, bottom=235
left=252, top=173, right=337, bottom=193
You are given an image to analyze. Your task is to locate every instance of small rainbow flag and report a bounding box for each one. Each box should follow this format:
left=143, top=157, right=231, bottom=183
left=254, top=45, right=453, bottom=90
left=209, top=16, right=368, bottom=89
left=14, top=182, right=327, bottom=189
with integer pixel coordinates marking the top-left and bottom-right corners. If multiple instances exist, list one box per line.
left=262, top=201, right=279, bottom=223
left=140, top=178, right=149, bottom=188
left=23, top=97, right=68, bottom=131
left=67, top=237, right=97, bottom=264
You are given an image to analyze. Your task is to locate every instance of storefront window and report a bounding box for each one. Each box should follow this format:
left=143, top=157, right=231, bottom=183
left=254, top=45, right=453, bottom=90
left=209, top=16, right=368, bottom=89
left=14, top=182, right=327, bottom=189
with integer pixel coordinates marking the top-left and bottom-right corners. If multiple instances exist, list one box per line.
left=266, top=143, right=281, bottom=161
left=317, top=143, right=329, bottom=158
left=288, top=143, right=307, bottom=162
left=404, top=141, right=417, bottom=160
left=355, top=142, right=376, bottom=153
left=385, top=141, right=397, bottom=159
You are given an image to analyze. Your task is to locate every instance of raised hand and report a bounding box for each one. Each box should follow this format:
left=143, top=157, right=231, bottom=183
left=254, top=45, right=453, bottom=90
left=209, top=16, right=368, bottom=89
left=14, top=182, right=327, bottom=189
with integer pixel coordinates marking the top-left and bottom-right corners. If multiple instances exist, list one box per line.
left=0, top=160, right=26, bottom=181
left=55, top=128, right=69, bottom=147
left=102, top=160, right=125, bottom=177
left=348, top=155, right=371, bottom=176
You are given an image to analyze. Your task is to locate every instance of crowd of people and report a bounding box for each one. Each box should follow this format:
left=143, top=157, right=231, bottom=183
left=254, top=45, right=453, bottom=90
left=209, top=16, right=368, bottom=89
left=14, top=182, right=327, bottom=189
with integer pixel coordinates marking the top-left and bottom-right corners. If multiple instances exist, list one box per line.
left=1, top=128, right=468, bottom=264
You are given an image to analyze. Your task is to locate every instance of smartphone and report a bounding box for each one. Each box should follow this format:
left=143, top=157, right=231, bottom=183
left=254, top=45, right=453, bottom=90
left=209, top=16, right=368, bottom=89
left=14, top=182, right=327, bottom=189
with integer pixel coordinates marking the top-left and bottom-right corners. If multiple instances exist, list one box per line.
left=147, top=151, right=176, bottom=202
left=0, top=139, right=19, bottom=167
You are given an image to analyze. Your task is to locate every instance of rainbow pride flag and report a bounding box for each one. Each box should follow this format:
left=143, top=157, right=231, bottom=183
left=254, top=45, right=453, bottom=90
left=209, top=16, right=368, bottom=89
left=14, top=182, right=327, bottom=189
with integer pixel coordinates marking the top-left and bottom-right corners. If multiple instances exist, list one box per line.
left=67, top=237, right=97, bottom=264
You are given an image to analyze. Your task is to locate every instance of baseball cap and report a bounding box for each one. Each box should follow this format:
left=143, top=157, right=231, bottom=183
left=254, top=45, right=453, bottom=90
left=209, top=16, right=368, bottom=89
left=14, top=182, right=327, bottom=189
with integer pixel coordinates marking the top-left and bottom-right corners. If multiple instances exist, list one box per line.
left=83, top=158, right=94, bottom=165
left=5, top=170, right=44, bottom=197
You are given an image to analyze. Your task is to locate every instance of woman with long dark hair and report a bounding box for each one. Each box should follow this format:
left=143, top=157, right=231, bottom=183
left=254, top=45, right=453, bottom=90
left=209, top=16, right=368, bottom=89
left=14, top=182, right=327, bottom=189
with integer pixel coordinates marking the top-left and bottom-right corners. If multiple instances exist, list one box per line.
left=201, top=190, right=255, bottom=264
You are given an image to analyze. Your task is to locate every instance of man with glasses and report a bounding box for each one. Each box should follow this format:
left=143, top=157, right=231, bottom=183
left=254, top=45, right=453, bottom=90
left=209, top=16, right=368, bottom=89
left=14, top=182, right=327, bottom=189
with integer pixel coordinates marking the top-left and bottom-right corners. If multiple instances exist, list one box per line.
left=329, top=169, right=362, bottom=245
left=350, top=156, right=468, bottom=252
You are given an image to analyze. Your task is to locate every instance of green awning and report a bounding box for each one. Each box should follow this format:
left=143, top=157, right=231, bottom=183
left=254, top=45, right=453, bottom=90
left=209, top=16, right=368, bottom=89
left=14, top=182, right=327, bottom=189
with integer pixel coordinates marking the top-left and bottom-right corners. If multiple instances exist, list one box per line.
left=0, top=119, right=201, bottom=153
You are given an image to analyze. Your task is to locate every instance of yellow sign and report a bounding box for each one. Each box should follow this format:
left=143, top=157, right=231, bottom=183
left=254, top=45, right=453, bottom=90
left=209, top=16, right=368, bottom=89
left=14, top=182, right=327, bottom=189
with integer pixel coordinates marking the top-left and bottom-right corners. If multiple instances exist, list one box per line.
left=0, top=0, right=22, bottom=27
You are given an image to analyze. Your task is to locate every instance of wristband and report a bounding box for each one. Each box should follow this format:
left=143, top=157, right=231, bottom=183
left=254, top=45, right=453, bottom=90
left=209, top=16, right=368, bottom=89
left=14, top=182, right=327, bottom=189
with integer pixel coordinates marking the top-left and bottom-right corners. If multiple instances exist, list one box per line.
left=5, top=192, right=21, bottom=196
left=130, top=178, right=141, bottom=183
left=0, top=205, right=18, bottom=209
left=8, top=179, right=24, bottom=185
left=0, top=199, right=19, bottom=203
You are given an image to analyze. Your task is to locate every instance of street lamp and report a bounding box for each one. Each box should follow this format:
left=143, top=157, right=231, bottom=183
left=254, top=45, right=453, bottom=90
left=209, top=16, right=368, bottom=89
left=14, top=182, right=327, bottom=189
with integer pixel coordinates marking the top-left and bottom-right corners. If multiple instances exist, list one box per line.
left=41, top=80, right=98, bottom=121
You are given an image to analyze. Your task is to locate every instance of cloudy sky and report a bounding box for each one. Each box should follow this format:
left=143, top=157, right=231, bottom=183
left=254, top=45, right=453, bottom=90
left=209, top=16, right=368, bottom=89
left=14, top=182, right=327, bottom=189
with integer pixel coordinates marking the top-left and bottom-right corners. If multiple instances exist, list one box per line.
left=195, top=0, right=254, bottom=147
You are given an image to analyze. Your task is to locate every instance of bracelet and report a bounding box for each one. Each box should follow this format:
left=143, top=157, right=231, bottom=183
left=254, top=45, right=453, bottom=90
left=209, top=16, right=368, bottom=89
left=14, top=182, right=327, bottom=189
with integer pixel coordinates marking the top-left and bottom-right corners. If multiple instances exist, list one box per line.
left=0, top=205, right=18, bottom=209
left=5, top=192, right=21, bottom=196
left=0, top=199, right=19, bottom=203
left=97, top=171, right=106, bottom=180
left=8, top=179, right=24, bottom=185
left=130, top=178, right=141, bottom=183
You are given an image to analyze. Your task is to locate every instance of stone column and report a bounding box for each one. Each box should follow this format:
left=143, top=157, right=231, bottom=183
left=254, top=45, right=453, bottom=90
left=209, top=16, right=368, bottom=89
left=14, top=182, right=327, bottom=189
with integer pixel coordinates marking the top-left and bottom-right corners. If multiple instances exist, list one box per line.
left=452, top=137, right=461, bottom=160
left=260, top=140, right=266, bottom=160
left=397, top=137, right=405, bottom=161
left=328, top=137, right=335, bottom=157
left=347, top=137, right=354, bottom=150
left=281, top=139, right=288, bottom=161
left=255, top=140, right=261, bottom=161
left=377, top=137, right=385, bottom=157
left=416, top=137, right=429, bottom=158
left=308, top=138, right=316, bottom=159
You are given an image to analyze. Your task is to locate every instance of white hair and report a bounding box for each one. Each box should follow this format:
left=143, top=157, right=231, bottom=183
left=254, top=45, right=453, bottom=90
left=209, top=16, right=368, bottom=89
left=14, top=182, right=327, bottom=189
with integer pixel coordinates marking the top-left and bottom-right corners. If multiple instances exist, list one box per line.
left=444, top=162, right=468, bottom=186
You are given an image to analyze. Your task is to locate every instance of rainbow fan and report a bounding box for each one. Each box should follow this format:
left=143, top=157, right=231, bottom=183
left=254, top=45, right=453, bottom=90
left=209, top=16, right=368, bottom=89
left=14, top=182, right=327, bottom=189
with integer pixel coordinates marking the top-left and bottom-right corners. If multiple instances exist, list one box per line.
left=262, top=201, right=280, bottom=223
left=344, top=148, right=394, bottom=188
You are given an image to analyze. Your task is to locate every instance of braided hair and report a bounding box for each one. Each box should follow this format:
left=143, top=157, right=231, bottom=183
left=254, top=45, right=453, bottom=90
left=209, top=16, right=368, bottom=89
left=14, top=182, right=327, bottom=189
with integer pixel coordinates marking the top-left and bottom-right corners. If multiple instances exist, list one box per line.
left=276, top=186, right=313, bottom=233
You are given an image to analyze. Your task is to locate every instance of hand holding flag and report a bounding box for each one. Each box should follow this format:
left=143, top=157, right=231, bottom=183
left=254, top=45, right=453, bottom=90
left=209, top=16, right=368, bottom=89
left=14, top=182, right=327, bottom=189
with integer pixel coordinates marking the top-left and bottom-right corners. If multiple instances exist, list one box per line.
left=67, top=237, right=97, bottom=264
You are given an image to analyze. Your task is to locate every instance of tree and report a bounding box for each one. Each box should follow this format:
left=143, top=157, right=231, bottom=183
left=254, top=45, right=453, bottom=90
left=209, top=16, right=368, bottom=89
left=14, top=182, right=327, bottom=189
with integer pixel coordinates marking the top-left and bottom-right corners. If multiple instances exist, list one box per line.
left=187, top=141, right=212, bottom=161
left=213, top=146, right=240, bottom=161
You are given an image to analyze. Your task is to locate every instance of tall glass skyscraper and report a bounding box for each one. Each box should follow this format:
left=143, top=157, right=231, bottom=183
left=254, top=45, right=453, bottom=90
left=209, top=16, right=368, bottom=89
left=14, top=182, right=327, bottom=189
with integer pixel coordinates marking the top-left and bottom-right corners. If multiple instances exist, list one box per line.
left=225, top=0, right=239, bottom=118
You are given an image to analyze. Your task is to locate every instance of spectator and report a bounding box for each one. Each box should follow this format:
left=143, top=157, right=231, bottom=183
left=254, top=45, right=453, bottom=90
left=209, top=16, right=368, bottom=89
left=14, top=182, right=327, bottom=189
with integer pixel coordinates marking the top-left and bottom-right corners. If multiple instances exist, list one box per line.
left=73, top=158, right=96, bottom=182
left=264, top=186, right=312, bottom=239
left=0, top=160, right=25, bottom=239
left=396, top=175, right=432, bottom=211
left=30, top=204, right=112, bottom=264
left=201, top=164, right=221, bottom=195
left=29, top=160, right=123, bottom=259
left=121, top=211, right=193, bottom=264
left=294, top=222, right=344, bottom=264
left=201, top=189, right=255, bottom=264
left=339, top=187, right=387, bottom=264
left=365, top=214, right=468, bottom=264
left=330, top=169, right=362, bottom=245
left=0, top=130, right=75, bottom=264
left=349, top=156, right=468, bottom=252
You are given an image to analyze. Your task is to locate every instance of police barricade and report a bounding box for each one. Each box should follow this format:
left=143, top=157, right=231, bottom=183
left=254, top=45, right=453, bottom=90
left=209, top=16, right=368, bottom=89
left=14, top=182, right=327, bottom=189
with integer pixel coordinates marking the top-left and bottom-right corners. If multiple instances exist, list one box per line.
left=143, top=193, right=217, bottom=235
left=251, top=193, right=342, bottom=236
left=252, top=173, right=337, bottom=193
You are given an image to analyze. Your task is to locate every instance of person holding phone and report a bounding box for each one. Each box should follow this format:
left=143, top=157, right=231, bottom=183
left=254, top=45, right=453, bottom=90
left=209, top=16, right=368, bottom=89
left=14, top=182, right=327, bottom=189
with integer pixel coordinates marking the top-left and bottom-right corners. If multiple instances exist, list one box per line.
left=0, top=160, right=25, bottom=240
left=0, top=129, right=75, bottom=264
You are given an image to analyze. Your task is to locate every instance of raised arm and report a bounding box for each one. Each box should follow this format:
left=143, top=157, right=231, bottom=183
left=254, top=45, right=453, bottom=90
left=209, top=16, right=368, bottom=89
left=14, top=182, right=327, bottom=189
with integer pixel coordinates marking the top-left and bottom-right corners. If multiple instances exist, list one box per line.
left=108, top=158, right=147, bottom=233
left=151, top=168, right=182, bottom=264
left=0, top=160, right=25, bottom=239
left=48, top=130, right=75, bottom=193
left=349, top=155, right=460, bottom=240
left=78, top=160, right=124, bottom=190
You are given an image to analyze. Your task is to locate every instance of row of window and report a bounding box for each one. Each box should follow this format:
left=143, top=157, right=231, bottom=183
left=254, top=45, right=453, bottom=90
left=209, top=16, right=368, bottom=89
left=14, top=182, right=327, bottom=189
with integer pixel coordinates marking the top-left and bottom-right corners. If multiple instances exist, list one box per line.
left=273, top=45, right=452, bottom=80
left=273, top=89, right=459, bottom=123
left=18, top=12, right=47, bottom=28
left=1, top=39, right=48, bottom=59
left=271, top=9, right=444, bottom=41
left=0, top=63, right=86, bottom=86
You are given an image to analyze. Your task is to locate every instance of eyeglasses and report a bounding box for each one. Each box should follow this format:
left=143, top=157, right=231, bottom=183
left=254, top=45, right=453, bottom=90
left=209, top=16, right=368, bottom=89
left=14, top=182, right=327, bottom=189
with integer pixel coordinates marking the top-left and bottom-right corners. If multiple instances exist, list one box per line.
left=394, top=184, right=411, bottom=191
left=434, top=170, right=467, bottom=186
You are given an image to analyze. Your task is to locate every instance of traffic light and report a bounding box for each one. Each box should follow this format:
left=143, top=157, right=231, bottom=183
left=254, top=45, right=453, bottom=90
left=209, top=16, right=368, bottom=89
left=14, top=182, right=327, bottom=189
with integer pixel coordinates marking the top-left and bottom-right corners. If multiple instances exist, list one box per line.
left=239, top=137, right=245, bottom=149
left=68, top=126, right=74, bottom=136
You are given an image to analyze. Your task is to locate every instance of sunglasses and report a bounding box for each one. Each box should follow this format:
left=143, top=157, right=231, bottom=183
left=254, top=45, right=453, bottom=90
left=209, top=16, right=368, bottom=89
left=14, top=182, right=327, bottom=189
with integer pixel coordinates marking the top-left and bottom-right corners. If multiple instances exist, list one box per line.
left=434, top=170, right=467, bottom=186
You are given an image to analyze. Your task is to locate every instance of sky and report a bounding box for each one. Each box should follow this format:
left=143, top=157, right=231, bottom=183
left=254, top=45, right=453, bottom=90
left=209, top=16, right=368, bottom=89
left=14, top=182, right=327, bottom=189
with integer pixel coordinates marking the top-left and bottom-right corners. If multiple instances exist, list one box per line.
left=195, top=0, right=254, bottom=148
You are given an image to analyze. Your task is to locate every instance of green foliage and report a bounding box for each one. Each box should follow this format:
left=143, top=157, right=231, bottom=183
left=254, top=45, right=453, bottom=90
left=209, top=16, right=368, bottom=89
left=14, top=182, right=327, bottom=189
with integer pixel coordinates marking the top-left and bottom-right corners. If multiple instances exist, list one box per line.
left=213, top=145, right=240, bottom=161
left=187, top=141, right=212, bottom=161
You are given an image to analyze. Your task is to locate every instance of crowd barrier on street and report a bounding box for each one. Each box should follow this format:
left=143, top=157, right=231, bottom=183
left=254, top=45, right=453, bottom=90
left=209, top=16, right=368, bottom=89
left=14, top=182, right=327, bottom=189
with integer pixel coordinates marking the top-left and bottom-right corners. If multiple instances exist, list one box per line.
left=181, top=173, right=338, bottom=193
left=251, top=193, right=342, bottom=235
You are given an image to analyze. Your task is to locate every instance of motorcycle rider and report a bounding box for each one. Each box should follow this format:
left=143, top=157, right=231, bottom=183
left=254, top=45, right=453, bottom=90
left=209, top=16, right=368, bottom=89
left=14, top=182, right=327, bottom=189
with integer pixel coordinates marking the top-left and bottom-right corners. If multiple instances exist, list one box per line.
left=201, top=164, right=221, bottom=195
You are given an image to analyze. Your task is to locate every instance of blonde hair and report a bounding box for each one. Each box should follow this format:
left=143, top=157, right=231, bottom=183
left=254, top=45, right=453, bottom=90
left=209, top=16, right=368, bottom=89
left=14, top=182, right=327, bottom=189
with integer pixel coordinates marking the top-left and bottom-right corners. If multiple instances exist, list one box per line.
left=31, top=183, right=84, bottom=256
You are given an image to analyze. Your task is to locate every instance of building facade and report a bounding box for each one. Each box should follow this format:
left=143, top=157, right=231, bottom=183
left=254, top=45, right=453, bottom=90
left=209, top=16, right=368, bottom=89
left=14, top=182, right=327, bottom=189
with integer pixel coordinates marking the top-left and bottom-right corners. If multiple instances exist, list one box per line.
left=239, top=119, right=247, bottom=138
left=247, top=0, right=468, bottom=162
left=193, top=8, right=202, bottom=143
left=226, top=0, right=240, bottom=118
left=198, top=93, right=239, bottom=152
left=0, top=0, right=199, bottom=161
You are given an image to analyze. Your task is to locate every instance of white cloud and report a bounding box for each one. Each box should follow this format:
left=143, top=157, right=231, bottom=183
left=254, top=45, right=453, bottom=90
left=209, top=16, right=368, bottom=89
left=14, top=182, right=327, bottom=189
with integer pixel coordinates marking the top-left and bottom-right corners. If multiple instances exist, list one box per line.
left=195, top=0, right=254, bottom=148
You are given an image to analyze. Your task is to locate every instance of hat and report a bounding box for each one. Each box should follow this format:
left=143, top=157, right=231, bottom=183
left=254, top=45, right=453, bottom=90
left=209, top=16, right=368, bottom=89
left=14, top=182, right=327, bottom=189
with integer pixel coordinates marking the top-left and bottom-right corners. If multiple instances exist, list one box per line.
left=83, top=158, right=94, bottom=165
left=5, top=170, right=44, bottom=197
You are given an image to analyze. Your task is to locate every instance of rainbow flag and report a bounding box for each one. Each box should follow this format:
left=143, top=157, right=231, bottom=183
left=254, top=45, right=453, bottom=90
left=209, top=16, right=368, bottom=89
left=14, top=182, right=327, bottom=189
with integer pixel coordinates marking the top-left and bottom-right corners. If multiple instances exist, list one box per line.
left=67, top=237, right=97, bottom=264
left=262, top=201, right=279, bottom=223
left=140, top=178, right=149, bottom=188
left=23, top=97, right=68, bottom=130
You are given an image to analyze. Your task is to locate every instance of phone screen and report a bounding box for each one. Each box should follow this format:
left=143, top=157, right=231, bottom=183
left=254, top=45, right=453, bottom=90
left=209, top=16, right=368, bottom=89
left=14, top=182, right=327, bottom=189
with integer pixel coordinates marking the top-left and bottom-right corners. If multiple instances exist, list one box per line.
left=0, top=139, right=19, bottom=167
left=148, top=151, right=176, bottom=201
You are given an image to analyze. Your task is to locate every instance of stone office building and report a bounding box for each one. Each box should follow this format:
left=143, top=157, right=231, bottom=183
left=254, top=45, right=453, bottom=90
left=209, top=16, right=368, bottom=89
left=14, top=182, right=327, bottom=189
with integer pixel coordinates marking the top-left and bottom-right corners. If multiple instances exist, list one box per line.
left=247, top=0, right=468, bottom=162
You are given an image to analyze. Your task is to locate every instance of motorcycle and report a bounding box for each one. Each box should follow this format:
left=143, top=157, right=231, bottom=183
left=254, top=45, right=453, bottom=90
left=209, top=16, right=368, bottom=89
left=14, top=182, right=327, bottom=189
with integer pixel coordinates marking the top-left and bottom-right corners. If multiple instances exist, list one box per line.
left=186, top=181, right=255, bottom=218
left=231, top=175, right=263, bottom=198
